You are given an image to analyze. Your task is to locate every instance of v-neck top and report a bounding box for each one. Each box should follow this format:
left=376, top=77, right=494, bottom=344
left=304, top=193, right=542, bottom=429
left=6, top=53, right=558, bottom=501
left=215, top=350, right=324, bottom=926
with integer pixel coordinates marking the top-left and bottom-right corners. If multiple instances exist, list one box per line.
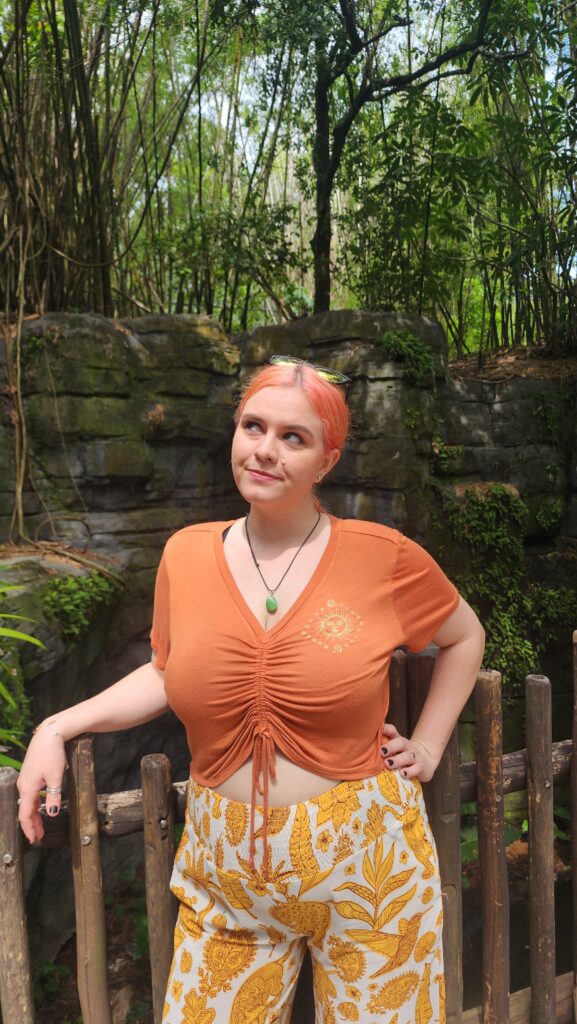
left=150, top=516, right=459, bottom=876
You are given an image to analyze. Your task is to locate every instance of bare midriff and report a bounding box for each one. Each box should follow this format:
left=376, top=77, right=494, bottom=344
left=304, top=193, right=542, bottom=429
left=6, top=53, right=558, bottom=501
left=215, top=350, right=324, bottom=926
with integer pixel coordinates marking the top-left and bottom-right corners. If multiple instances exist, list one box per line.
left=212, top=751, right=343, bottom=807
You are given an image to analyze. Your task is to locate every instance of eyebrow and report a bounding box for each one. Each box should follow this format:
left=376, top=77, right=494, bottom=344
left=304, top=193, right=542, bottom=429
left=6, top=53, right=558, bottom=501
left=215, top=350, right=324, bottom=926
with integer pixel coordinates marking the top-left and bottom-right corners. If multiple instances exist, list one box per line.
left=240, top=414, right=314, bottom=438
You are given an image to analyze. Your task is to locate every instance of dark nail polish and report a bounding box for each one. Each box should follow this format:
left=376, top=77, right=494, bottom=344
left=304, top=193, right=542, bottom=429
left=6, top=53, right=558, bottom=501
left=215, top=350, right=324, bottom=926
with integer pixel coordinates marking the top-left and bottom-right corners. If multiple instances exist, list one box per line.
left=381, top=747, right=388, bottom=755
left=49, top=805, right=58, bottom=815
left=401, top=770, right=407, bottom=778
left=387, top=759, right=393, bottom=767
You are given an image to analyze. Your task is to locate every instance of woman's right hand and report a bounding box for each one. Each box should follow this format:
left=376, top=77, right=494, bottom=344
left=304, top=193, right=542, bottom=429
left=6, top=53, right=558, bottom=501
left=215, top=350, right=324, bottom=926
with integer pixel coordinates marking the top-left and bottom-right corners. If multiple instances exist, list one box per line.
left=17, top=726, right=67, bottom=844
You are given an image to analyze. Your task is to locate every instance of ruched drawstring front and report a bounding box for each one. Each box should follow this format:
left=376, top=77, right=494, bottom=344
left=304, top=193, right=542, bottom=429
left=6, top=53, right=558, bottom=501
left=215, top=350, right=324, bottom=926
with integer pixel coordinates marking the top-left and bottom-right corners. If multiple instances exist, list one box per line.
left=249, top=724, right=277, bottom=880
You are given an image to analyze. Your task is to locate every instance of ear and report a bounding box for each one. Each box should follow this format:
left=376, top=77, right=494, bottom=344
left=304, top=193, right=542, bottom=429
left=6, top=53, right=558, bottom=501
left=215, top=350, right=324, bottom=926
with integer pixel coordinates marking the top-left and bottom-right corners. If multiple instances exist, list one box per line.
left=320, top=447, right=341, bottom=478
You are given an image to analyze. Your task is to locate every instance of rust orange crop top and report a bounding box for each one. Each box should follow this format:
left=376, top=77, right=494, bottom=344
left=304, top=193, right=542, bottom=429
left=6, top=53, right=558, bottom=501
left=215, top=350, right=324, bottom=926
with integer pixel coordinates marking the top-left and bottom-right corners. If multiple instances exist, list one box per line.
left=150, top=516, right=459, bottom=876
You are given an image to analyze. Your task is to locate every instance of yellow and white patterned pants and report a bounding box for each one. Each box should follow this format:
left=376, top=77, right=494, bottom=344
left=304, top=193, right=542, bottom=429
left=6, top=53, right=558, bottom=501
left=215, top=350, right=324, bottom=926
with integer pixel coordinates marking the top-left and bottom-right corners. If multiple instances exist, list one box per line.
left=163, top=768, right=445, bottom=1023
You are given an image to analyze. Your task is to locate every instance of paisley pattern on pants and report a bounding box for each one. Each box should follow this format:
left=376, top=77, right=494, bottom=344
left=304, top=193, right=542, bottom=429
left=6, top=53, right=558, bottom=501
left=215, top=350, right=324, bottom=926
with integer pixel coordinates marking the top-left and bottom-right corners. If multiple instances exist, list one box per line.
left=163, top=768, right=445, bottom=1023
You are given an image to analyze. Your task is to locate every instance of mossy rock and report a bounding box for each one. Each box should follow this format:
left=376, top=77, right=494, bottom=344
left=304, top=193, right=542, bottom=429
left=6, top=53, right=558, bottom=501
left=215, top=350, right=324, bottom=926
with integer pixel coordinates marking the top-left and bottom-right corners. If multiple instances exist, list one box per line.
left=25, top=395, right=143, bottom=443
left=83, top=441, right=155, bottom=480
left=134, top=368, right=212, bottom=398
left=121, top=315, right=239, bottom=376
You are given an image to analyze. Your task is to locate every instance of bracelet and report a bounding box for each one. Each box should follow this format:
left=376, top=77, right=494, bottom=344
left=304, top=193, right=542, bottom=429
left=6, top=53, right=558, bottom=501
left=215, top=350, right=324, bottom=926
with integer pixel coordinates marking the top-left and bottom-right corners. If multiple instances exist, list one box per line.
left=33, top=720, right=64, bottom=740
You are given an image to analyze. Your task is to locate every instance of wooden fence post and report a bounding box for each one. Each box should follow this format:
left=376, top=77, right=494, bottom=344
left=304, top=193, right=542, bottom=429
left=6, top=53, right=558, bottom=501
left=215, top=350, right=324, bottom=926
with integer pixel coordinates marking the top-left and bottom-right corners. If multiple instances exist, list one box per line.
left=0, top=766, right=35, bottom=1024
left=407, top=650, right=463, bottom=1024
left=526, top=674, right=555, bottom=1024
left=67, top=735, right=112, bottom=1024
left=572, top=630, right=577, bottom=1024
left=474, top=669, right=510, bottom=1024
left=141, top=753, right=178, bottom=1024
left=388, top=649, right=409, bottom=738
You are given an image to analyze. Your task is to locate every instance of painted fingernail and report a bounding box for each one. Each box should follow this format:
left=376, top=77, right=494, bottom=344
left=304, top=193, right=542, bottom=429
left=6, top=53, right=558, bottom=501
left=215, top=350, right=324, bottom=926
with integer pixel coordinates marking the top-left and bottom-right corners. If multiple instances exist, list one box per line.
left=381, top=747, right=388, bottom=755
left=387, top=759, right=393, bottom=767
left=49, top=805, right=58, bottom=815
left=401, top=770, right=407, bottom=778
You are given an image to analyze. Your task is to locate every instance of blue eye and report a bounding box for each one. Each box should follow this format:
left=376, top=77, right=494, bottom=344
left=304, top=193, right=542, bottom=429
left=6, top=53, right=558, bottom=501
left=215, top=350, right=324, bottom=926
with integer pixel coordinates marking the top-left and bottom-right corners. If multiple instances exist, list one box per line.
left=285, top=431, right=303, bottom=444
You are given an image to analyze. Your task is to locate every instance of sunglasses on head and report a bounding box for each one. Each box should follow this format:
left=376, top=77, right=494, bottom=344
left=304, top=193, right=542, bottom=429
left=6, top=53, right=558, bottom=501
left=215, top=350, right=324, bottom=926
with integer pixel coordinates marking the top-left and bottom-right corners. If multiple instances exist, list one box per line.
left=268, top=354, right=351, bottom=399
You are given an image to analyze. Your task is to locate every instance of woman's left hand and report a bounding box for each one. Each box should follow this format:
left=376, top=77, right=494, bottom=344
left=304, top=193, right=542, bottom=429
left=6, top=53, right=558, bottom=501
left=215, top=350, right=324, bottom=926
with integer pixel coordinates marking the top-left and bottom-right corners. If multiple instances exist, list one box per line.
left=381, top=723, right=437, bottom=783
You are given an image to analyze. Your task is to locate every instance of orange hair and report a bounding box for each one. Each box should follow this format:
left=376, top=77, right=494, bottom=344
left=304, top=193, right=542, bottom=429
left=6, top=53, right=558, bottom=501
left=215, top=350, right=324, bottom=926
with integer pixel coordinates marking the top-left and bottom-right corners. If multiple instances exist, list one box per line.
left=235, top=362, right=350, bottom=454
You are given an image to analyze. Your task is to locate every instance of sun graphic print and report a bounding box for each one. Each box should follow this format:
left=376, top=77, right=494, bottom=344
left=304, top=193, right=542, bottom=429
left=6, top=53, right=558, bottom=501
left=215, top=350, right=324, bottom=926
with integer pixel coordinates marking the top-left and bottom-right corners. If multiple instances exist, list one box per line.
left=301, top=599, right=364, bottom=654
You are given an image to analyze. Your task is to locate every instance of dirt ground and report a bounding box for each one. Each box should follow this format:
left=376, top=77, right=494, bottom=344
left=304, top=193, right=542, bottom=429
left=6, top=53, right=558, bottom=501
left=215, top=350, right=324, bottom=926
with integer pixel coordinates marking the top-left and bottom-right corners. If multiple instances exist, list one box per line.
left=449, top=344, right=577, bottom=383
left=35, top=866, right=154, bottom=1024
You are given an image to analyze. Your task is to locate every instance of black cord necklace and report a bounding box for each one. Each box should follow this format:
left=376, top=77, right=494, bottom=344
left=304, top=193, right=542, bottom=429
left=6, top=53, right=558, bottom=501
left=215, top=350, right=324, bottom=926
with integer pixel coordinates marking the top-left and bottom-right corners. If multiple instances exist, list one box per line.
left=244, top=511, right=322, bottom=614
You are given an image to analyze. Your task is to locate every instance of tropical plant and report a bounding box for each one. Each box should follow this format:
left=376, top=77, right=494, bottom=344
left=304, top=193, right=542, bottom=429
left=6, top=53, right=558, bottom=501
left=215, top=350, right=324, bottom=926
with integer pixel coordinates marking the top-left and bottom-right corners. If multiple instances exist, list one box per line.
left=0, top=575, right=45, bottom=768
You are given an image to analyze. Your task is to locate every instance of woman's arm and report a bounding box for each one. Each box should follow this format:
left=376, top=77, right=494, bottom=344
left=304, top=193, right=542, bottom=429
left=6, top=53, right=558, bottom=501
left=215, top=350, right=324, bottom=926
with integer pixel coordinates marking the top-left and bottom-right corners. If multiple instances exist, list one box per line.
left=382, top=596, right=485, bottom=782
left=17, top=656, right=169, bottom=844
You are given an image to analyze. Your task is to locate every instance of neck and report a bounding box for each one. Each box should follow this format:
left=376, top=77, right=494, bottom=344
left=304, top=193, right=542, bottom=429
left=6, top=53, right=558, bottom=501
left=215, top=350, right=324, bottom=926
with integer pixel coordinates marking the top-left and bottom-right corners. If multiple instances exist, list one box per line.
left=246, top=500, right=322, bottom=545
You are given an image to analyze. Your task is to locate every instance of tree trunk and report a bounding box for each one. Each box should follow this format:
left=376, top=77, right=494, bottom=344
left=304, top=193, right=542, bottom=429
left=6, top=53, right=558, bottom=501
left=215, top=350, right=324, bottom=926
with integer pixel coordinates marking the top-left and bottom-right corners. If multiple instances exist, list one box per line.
left=311, top=48, right=332, bottom=313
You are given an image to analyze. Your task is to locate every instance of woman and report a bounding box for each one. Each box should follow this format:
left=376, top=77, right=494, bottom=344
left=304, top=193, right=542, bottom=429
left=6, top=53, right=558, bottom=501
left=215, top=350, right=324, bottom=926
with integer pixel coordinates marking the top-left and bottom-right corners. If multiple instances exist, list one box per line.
left=18, top=356, right=485, bottom=1023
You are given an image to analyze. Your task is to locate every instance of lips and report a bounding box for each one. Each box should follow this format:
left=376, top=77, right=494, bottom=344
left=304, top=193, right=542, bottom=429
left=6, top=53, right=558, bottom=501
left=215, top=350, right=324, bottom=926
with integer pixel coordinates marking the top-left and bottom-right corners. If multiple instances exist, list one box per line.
left=247, top=468, right=281, bottom=481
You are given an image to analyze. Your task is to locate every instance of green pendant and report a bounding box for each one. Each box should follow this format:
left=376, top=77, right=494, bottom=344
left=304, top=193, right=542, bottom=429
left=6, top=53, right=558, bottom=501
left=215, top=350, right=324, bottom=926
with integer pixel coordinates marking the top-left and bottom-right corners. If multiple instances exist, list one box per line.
left=266, top=594, right=278, bottom=614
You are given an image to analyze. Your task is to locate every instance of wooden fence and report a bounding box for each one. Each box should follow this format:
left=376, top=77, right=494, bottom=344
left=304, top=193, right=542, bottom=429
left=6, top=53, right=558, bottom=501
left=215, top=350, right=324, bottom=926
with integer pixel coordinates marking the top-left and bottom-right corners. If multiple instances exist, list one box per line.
left=0, top=642, right=575, bottom=1024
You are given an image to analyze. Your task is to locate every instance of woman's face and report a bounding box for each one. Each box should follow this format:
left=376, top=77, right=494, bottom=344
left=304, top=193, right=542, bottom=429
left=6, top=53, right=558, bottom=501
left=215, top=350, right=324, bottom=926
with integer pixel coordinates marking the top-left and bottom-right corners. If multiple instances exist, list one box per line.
left=231, top=386, right=340, bottom=509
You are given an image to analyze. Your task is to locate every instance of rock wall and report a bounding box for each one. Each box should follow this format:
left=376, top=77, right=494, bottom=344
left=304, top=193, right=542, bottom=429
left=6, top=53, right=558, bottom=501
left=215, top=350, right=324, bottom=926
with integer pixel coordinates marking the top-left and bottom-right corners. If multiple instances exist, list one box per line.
left=1, top=309, right=576, bottom=960
left=1, top=309, right=576, bottom=738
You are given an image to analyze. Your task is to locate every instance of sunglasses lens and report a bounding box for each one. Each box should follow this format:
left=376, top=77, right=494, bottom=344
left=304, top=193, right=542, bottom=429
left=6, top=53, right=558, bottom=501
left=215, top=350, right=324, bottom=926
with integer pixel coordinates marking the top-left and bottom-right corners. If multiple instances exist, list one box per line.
left=268, top=354, right=350, bottom=392
left=316, top=368, right=348, bottom=385
left=269, top=355, right=300, bottom=367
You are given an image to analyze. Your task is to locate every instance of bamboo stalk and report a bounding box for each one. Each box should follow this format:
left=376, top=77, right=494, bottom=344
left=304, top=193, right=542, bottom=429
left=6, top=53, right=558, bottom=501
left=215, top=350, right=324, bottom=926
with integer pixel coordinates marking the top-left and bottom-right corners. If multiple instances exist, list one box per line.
left=572, top=630, right=577, bottom=1024
left=141, top=754, right=178, bottom=1024
left=67, top=735, right=112, bottom=1024
left=407, top=651, right=463, bottom=1024
left=0, top=766, right=35, bottom=1024
left=474, top=669, right=509, bottom=1024
left=526, top=674, right=555, bottom=1024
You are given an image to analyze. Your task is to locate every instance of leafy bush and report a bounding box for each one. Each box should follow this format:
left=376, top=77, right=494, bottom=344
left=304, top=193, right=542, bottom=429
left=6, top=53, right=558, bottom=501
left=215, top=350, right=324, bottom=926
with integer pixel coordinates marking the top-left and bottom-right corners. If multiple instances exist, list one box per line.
left=42, top=571, right=121, bottom=646
left=439, top=484, right=577, bottom=690
left=376, top=330, right=435, bottom=386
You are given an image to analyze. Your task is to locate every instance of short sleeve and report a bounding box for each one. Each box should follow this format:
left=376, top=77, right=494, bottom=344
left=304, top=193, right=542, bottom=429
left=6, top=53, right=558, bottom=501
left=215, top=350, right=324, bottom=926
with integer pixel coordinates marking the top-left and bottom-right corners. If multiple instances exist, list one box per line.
left=150, top=550, right=170, bottom=670
left=392, top=534, right=460, bottom=652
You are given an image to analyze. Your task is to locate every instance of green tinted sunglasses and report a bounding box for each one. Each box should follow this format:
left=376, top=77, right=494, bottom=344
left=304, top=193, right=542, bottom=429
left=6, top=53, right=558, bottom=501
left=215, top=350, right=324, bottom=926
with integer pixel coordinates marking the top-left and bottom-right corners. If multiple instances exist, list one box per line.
left=268, top=354, right=351, bottom=399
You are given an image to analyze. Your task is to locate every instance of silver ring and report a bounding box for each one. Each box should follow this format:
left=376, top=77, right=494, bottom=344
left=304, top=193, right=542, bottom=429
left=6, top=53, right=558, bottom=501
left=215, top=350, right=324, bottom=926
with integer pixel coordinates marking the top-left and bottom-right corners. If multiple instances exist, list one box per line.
left=45, top=785, right=62, bottom=795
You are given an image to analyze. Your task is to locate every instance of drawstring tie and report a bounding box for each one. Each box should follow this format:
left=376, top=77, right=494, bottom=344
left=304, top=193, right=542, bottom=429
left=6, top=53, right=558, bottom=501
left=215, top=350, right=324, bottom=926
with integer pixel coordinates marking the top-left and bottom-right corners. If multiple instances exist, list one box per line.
left=249, top=725, right=277, bottom=880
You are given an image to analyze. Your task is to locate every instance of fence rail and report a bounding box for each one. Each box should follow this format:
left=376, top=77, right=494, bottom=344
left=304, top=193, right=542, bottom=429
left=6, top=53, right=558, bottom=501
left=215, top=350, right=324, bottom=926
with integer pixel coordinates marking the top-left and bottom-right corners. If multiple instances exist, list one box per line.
left=0, top=640, right=575, bottom=1024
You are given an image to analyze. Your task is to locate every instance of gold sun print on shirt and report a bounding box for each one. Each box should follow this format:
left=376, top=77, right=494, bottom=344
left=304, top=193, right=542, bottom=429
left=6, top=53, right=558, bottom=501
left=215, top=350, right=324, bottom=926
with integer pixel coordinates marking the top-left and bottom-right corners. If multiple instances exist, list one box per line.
left=301, top=599, right=364, bottom=654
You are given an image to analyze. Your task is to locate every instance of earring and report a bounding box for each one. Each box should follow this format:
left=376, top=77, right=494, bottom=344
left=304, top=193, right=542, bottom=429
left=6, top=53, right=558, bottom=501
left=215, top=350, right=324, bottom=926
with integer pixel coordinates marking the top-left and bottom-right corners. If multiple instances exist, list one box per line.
left=317, top=473, right=323, bottom=483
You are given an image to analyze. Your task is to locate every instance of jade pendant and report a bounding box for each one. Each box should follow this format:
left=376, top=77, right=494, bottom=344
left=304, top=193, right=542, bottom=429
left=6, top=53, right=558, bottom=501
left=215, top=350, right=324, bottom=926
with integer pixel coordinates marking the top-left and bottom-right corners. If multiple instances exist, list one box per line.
left=266, top=594, right=278, bottom=613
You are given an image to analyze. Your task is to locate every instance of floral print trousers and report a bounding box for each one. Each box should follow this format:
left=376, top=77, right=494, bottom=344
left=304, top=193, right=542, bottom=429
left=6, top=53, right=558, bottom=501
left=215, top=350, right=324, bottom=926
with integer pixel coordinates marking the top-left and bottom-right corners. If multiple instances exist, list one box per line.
left=163, top=768, right=445, bottom=1023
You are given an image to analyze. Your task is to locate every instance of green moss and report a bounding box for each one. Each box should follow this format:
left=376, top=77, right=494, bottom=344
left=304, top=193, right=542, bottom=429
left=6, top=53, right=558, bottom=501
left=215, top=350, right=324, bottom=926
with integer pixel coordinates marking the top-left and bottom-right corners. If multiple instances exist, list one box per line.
left=431, top=436, right=466, bottom=475
left=533, top=389, right=574, bottom=446
left=404, top=405, right=423, bottom=437
left=535, top=498, right=563, bottom=531
left=42, top=571, right=122, bottom=647
left=438, top=483, right=577, bottom=691
left=376, top=329, right=435, bottom=386
left=20, top=332, right=46, bottom=370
